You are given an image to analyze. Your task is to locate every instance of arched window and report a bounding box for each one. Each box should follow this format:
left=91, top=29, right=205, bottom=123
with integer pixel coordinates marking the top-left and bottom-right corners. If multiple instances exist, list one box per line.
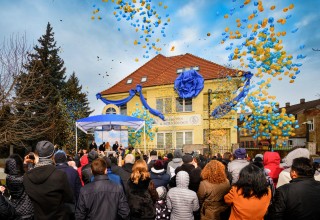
left=105, top=107, right=117, bottom=114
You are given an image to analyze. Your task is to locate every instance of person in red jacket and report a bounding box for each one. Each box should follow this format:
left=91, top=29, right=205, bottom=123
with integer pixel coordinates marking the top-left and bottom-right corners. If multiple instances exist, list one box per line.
left=263, top=151, right=283, bottom=187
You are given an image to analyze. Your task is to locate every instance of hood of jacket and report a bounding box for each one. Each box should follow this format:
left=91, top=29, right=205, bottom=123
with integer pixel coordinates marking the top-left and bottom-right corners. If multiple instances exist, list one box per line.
left=176, top=171, right=189, bottom=188
left=80, top=155, right=89, bottom=167
left=281, top=148, right=310, bottom=168
left=25, top=165, right=56, bottom=184
left=263, top=152, right=281, bottom=166
left=172, top=158, right=182, bottom=163
left=5, top=158, right=18, bottom=175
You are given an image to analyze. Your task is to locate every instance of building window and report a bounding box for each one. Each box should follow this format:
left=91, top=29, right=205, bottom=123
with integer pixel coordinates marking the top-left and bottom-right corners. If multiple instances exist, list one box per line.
left=308, top=120, right=314, bottom=131
left=176, top=131, right=193, bottom=149
left=157, top=132, right=172, bottom=149
left=141, top=76, right=147, bottom=82
left=119, top=104, right=127, bottom=115
left=126, top=78, right=132, bottom=84
left=176, top=98, right=192, bottom=112
left=156, top=98, right=172, bottom=114
left=288, top=140, right=293, bottom=146
left=106, top=107, right=117, bottom=114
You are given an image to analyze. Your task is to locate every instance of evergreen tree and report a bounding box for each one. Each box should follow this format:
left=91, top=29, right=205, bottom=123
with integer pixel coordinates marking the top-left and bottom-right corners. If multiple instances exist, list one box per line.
left=15, top=23, right=67, bottom=146
left=61, top=72, right=93, bottom=152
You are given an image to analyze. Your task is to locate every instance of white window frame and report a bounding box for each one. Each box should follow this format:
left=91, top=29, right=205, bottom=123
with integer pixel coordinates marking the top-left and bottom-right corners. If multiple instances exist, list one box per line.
left=175, top=131, right=193, bottom=149
left=308, top=120, right=314, bottom=131
left=156, top=132, right=173, bottom=149
left=176, top=98, right=193, bottom=112
left=156, top=97, right=172, bottom=114
left=119, top=104, right=127, bottom=115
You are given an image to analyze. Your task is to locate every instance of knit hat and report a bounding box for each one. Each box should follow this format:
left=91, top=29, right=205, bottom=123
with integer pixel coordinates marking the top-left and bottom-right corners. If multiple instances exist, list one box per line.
left=182, top=154, right=193, bottom=163
left=234, top=148, right=246, bottom=159
left=36, top=141, right=55, bottom=159
left=153, top=160, right=164, bottom=170
left=54, top=150, right=67, bottom=164
left=156, top=186, right=167, bottom=200
left=88, top=150, right=98, bottom=162
left=174, top=149, right=183, bottom=158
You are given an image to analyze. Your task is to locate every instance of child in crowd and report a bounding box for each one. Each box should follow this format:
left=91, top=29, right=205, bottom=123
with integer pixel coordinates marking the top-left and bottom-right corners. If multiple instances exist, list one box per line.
left=155, top=186, right=171, bottom=220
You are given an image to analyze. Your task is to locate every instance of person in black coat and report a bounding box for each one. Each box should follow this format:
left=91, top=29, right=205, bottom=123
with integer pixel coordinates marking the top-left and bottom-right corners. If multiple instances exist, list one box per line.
left=75, top=158, right=130, bottom=220
left=0, top=185, right=17, bottom=220
left=89, top=140, right=97, bottom=150
left=23, top=141, right=73, bottom=220
left=270, top=157, right=320, bottom=220
left=114, top=154, right=135, bottom=193
left=5, top=155, right=34, bottom=219
left=169, top=154, right=201, bottom=192
left=81, top=150, right=98, bottom=185
left=150, top=160, right=170, bottom=188
left=54, top=150, right=82, bottom=204
left=126, top=159, right=158, bottom=220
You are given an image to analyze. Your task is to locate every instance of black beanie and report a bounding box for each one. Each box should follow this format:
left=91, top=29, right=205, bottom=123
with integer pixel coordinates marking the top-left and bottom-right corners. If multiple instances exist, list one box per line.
left=36, top=141, right=55, bottom=159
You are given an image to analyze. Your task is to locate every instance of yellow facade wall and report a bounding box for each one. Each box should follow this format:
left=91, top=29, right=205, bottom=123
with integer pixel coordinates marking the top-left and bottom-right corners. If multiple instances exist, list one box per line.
left=102, top=78, right=239, bottom=152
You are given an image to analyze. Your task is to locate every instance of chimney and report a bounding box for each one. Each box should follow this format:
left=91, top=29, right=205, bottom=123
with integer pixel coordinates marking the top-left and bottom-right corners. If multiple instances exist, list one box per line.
left=300, top=98, right=305, bottom=104
left=285, top=102, right=290, bottom=107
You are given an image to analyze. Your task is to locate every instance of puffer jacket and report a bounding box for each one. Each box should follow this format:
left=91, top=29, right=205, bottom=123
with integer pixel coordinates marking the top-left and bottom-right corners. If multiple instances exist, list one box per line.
left=227, top=159, right=249, bottom=184
left=197, top=179, right=230, bottom=220
left=167, top=171, right=199, bottom=220
left=263, top=152, right=283, bottom=187
left=5, top=158, right=34, bottom=219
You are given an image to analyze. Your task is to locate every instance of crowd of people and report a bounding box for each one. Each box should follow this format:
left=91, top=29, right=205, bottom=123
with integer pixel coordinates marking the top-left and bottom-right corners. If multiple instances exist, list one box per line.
left=1, top=140, right=320, bottom=220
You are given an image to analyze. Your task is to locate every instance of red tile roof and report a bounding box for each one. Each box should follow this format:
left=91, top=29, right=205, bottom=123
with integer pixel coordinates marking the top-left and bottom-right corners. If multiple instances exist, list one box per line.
left=101, top=53, right=237, bottom=95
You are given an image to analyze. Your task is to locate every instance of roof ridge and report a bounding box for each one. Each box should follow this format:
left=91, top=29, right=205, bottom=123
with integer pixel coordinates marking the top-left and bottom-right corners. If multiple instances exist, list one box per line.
left=284, top=98, right=320, bottom=108
left=100, top=54, right=165, bottom=94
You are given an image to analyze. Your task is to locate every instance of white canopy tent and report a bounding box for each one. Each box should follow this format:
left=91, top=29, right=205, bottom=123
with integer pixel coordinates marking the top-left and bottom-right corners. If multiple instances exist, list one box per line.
left=75, top=114, right=146, bottom=153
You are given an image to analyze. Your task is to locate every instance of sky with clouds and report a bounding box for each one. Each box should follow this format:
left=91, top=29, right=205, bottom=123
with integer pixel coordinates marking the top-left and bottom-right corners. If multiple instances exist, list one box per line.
left=0, top=0, right=319, bottom=115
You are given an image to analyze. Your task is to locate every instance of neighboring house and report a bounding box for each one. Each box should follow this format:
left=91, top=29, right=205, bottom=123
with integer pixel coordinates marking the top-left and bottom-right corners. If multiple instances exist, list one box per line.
left=284, top=98, right=320, bottom=153
left=237, top=98, right=320, bottom=155
left=99, top=53, right=240, bottom=152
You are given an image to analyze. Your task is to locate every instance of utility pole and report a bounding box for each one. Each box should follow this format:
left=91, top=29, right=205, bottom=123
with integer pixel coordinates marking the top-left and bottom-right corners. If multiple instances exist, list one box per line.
left=208, top=89, right=212, bottom=156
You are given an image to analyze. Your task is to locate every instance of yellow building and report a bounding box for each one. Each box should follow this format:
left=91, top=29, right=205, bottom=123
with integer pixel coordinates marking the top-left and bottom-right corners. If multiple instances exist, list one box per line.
left=99, top=53, right=240, bottom=153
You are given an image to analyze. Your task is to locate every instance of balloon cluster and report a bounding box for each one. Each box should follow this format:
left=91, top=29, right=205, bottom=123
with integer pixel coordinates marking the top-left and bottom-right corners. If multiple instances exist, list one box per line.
left=215, top=0, right=305, bottom=146
left=128, top=104, right=155, bottom=146
left=92, top=0, right=170, bottom=61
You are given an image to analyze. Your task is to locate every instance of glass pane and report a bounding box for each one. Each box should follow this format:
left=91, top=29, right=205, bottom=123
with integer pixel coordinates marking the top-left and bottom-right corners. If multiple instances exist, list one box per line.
left=176, top=98, right=183, bottom=112
left=185, top=132, right=193, bottom=144
left=164, top=98, right=172, bottom=113
left=165, top=133, right=172, bottom=149
left=120, top=104, right=127, bottom=115
left=185, top=98, right=192, bottom=111
left=106, top=107, right=116, bottom=114
left=157, top=133, right=164, bottom=148
left=156, top=99, right=163, bottom=113
left=176, top=132, right=183, bottom=149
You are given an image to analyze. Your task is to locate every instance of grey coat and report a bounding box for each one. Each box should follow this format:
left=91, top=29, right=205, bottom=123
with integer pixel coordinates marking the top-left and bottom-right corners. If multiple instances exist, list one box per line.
left=166, top=158, right=183, bottom=178
left=227, top=159, right=249, bottom=184
left=167, top=171, right=199, bottom=220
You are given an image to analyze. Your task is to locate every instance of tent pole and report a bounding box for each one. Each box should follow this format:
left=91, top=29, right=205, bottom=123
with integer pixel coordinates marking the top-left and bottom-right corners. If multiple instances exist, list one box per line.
left=144, top=121, right=146, bottom=154
left=76, top=123, right=78, bottom=154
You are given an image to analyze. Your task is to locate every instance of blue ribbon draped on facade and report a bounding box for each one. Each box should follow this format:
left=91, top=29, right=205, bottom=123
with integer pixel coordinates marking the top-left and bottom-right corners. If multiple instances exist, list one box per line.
left=211, top=71, right=253, bottom=119
left=96, top=85, right=165, bottom=120
left=174, top=69, right=204, bottom=99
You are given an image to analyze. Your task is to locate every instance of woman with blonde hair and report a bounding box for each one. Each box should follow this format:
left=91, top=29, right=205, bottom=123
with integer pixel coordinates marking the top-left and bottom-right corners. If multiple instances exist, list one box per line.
left=126, top=159, right=158, bottom=220
left=197, top=160, right=231, bottom=220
